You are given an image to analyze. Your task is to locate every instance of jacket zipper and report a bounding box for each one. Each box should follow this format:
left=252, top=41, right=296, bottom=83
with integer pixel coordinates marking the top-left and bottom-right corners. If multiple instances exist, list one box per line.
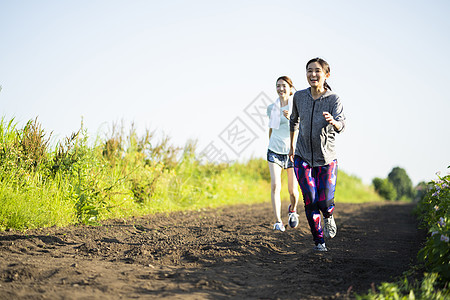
left=310, top=99, right=316, bottom=166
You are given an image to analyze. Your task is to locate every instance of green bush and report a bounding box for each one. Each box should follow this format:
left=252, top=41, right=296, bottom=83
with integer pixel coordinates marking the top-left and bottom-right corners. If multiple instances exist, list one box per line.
left=358, top=167, right=450, bottom=299
left=388, top=166, right=414, bottom=200
left=415, top=181, right=430, bottom=202
left=372, top=177, right=397, bottom=200
left=415, top=171, right=450, bottom=281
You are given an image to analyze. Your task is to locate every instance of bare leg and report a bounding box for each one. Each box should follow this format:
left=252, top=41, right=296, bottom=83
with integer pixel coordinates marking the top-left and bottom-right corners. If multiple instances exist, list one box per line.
left=268, top=162, right=283, bottom=223
left=287, top=167, right=299, bottom=212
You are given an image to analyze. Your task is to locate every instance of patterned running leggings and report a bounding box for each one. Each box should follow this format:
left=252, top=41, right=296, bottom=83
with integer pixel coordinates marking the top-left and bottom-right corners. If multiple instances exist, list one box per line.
left=293, top=156, right=338, bottom=245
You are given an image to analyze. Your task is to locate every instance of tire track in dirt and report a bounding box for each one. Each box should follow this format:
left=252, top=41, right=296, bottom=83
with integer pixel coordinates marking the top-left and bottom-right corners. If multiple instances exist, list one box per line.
left=0, top=201, right=424, bottom=299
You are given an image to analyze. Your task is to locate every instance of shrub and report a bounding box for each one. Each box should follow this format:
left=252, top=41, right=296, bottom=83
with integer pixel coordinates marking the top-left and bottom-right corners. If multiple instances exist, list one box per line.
left=388, top=166, right=414, bottom=200
left=415, top=170, right=450, bottom=282
left=358, top=167, right=450, bottom=299
left=415, top=181, right=430, bottom=202
left=372, top=177, right=397, bottom=200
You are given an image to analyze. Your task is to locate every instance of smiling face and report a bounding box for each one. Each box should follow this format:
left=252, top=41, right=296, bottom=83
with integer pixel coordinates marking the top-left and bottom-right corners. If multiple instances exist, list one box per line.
left=306, top=61, right=330, bottom=89
left=276, top=79, right=291, bottom=100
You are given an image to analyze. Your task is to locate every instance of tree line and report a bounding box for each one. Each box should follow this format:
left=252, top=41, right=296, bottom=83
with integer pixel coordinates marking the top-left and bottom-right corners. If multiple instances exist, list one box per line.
left=372, top=166, right=427, bottom=201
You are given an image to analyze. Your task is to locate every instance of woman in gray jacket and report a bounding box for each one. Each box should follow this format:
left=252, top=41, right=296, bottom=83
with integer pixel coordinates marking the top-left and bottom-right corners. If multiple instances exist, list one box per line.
left=289, top=57, right=346, bottom=251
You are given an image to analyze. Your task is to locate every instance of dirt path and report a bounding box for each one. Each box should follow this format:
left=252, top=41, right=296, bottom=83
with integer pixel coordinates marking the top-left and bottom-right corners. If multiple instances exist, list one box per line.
left=0, top=201, right=424, bottom=299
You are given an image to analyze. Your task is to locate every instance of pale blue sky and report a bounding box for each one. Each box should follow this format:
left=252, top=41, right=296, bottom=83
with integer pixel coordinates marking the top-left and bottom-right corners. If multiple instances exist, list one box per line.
left=1, top=0, right=449, bottom=185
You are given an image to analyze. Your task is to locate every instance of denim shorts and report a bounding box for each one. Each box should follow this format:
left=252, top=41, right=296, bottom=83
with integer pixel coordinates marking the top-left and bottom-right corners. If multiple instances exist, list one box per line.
left=267, top=149, right=294, bottom=169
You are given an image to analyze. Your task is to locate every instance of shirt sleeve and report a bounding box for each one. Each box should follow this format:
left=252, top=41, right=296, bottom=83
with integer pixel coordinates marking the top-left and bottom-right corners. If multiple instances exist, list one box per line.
left=267, top=103, right=273, bottom=117
left=331, top=96, right=346, bottom=133
left=290, top=93, right=299, bottom=132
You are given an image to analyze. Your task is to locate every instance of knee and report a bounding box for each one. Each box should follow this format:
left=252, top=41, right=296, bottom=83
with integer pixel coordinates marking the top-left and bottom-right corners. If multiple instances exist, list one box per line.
left=288, top=187, right=299, bottom=198
left=271, top=181, right=281, bottom=192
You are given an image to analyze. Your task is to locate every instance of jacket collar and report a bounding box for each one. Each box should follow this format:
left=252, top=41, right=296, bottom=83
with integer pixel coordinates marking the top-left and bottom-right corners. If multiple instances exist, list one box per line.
left=307, top=87, right=334, bottom=100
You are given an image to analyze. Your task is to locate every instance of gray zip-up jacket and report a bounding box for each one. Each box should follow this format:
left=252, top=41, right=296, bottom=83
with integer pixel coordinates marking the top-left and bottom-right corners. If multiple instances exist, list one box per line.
left=290, top=88, right=345, bottom=167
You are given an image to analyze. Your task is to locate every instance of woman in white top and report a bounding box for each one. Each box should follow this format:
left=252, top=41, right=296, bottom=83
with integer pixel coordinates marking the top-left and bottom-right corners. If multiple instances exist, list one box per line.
left=267, top=76, right=300, bottom=232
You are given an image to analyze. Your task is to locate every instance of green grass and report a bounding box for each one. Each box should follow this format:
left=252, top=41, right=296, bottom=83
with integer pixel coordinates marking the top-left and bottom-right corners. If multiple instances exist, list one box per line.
left=336, top=171, right=383, bottom=203
left=0, top=117, right=382, bottom=231
left=357, top=272, right=449, bottom=300
left=357, top=171, right=450, bottom=299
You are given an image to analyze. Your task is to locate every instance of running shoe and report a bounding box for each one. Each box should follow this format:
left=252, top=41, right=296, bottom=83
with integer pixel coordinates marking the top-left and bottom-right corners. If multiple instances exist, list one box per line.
left=273, top=222, right=285, bottom=232
left=313, top=243, right=328, bottom=252
left=324, top=215, right=337, bottom=238
left=288, top=205, right=299, bottom=228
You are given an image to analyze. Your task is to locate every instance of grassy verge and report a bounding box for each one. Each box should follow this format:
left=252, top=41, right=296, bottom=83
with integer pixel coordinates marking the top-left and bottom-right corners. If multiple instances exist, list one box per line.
left=1, top=117, right=381, bottom=231
left=336, top=171, right=383, bottom=203
left=357, top=171, right=450, bottom=299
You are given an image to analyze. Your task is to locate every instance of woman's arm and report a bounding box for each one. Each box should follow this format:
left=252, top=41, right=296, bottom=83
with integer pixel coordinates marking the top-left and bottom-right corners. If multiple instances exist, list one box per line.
left=289, top=93, right=299, bottom=162
left=289, top=130, right=297, bottom=162
left=329, top=96, right=345, bottom=133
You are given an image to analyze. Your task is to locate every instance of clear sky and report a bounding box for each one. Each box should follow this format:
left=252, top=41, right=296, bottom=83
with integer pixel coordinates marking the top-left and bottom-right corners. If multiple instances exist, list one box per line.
left=1, top=0, right=449, bottom=186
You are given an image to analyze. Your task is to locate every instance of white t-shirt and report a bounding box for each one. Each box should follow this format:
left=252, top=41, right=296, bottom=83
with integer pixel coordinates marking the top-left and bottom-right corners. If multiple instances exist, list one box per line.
left=267, top=103, right=290, bottom=154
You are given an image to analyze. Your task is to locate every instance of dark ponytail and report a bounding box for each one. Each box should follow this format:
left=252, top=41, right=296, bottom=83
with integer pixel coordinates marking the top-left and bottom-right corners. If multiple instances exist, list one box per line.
left=306, top=57, right=332, bottom=91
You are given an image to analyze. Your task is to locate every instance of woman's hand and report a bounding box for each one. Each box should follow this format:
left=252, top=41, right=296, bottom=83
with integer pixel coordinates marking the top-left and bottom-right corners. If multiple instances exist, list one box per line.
left=322, top=111, right=335, bottom=124
left=283, top=110, right=290, bottom=120
left=323, top=111, right=342, bottom=131
left=288, top=147, right=294, bottom=162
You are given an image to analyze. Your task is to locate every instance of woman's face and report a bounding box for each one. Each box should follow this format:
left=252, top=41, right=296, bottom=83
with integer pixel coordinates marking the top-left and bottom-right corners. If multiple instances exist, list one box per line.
left=306, top=61, right=330, bottom=89
left=276, top=79, right=291, bottom=99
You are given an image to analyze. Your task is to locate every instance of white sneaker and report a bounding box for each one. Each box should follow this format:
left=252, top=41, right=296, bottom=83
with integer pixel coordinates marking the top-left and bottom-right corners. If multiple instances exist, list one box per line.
left=273, top=222, right=285, bottom=232
left=288, top=212, right=299, bottom=228
left=324, top=215, right=337, bottom=238
left=288, top=205, right=299, bottom=228
left=313, top=243, right=327, bottom=252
